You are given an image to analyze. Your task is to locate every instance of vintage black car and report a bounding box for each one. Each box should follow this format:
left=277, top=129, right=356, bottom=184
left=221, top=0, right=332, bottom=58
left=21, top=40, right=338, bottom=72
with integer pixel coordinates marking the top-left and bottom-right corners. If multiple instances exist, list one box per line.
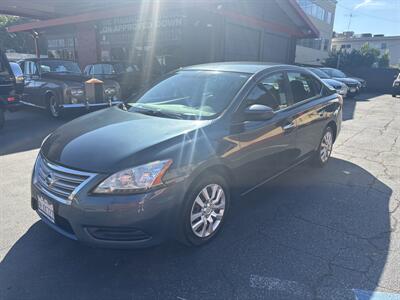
left=84, top=60, right=163, bottom=100
left=83, top=62, right=141, bottom=99
left=18, top=59, right=122, bottom=118
left=0, top=50, right=21, bottom=129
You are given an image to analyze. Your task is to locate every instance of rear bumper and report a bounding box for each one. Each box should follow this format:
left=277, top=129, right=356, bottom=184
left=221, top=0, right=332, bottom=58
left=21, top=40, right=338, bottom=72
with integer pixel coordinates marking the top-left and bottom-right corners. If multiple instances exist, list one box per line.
left=0, top=96, right=22, bottom=111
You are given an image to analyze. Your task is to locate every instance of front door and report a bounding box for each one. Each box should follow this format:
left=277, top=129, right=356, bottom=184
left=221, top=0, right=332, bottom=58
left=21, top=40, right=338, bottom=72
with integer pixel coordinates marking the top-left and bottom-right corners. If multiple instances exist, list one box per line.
left=230, top=72, right=298, bottom=192
left=22, top=61, right=41, bottom=106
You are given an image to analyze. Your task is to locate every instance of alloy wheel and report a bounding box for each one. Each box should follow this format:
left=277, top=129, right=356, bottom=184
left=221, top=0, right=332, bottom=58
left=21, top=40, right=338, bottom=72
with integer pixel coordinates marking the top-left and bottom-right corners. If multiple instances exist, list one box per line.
left=190, top=184, right=226, bottom=238
left=320, top=130, right=333, bottom=163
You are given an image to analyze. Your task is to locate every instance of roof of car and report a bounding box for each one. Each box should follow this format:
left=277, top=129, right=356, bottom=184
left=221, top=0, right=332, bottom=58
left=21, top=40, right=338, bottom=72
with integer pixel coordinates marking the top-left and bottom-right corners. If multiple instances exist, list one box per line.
left=181, top=62, right=298, bottom=74
left=19, top=58, right=76, bottom=62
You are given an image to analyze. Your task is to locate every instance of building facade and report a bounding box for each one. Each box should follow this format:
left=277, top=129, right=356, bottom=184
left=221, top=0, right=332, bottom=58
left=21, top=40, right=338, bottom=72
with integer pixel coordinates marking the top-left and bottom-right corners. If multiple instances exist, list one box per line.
left=295, top=0, right=337, bottom=66
left=332, top=34, right=400, bottom=67
left=5, top=1, right=318, bottom=74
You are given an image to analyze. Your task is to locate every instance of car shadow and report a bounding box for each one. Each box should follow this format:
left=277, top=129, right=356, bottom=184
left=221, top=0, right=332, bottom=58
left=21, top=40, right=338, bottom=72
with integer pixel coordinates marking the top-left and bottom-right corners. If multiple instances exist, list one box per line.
left=343, top=93, right=384, bottom=121
left=0, top=107, right=83, bottom=156
left=0, top=158, right=392, bottom=300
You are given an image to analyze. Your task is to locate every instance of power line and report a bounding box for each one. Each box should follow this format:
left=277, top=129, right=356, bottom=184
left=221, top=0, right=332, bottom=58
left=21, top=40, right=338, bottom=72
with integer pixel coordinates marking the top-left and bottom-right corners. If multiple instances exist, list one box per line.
left=336, top=3, right=400, bottom=23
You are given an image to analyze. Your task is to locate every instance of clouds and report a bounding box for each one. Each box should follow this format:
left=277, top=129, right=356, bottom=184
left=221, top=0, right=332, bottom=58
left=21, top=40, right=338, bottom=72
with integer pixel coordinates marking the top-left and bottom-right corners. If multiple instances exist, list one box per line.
left=353, top=0, right=386, bottom=10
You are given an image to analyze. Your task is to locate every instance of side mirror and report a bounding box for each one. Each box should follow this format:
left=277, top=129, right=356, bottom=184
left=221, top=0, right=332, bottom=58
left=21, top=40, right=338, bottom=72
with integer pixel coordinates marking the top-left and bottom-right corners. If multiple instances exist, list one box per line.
left=244, top=104, right=275, bottom=121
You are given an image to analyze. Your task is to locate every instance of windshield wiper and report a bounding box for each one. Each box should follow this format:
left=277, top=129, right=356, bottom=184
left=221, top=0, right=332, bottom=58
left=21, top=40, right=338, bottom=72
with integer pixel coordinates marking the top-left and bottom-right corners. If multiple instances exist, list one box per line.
left=132, top=107, right=185, bottom=119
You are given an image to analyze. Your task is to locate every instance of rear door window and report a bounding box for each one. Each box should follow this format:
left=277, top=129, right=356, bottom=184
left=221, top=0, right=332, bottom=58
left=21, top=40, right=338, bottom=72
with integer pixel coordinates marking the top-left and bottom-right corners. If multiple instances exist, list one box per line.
left=287, top=72, right=322, bottom=104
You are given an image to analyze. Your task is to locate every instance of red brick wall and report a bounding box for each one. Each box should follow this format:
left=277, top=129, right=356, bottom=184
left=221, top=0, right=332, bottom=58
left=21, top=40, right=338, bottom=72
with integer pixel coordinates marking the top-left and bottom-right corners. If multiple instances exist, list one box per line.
left=75, top=22, right=97, bottom=68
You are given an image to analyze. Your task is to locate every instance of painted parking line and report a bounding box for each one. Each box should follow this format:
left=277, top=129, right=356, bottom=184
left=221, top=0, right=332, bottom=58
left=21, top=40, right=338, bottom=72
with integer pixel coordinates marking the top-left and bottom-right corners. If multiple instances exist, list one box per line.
left=250, top=275, right=400, bottom=300
left=354, top=289, right=400, bottom=300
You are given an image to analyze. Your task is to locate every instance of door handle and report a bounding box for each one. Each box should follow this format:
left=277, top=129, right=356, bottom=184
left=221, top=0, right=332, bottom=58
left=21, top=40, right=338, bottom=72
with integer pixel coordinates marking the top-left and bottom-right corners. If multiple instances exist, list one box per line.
left=283, top=122, right=295, bottom=131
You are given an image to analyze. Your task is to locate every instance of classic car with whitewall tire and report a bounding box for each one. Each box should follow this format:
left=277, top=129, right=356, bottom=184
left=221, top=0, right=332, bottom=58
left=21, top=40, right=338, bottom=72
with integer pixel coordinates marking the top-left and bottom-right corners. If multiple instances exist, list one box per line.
left=18, top=59, right=122, bottom=118
left=31, top=62, right=342, bottom=248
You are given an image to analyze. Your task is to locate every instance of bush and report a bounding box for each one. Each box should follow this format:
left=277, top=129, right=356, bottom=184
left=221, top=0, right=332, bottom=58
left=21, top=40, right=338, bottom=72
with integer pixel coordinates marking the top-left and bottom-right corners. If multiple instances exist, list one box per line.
left=324, top=43, right=389, bottom=69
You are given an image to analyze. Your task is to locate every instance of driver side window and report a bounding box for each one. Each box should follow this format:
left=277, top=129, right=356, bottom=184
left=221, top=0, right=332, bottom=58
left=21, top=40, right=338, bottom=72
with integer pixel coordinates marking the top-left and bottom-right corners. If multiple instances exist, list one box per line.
left=245, top=72, right=288, bottom=111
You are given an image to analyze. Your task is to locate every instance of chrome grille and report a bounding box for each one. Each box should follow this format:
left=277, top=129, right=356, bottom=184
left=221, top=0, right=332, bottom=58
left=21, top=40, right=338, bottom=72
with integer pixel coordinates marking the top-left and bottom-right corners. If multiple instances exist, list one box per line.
left=34, top=155, right=96, bottom=205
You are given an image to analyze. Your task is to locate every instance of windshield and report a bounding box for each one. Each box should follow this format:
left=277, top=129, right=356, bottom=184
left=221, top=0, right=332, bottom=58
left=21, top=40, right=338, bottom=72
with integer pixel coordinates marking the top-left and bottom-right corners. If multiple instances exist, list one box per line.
left=322, top=68, right=347, bottom=78
left=10, top=62, right=23, bottom=77
left=128, top=70, right=250, bottom=119
left=309, top=68, right=330, bottom=79
left=39, top=60, right=81, bottom=74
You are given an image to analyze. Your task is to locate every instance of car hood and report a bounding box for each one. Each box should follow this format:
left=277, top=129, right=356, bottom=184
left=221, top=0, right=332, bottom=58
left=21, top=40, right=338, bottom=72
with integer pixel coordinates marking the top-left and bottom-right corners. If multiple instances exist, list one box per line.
left=41, top=107, right=211, bottom=173
left=321, top=79, right=343, bottom=88
left=351, top=77, right=365, bottom=83
left=41, top=72, right=87, bottom=83
left=332, top=77, right=360, bottom=85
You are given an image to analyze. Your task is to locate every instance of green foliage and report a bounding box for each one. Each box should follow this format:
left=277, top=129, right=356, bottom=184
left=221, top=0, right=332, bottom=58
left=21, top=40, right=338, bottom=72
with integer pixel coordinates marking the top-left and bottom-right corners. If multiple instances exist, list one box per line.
left=378, top=51, right=390, bottom=68
left=324, top=43, right=389, bottom=69
left=0, top=15, right=34, bottom=53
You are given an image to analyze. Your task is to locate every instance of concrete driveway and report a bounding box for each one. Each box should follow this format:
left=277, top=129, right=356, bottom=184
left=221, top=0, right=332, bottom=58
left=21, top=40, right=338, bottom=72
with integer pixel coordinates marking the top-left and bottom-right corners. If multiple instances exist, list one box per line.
left=0, top=94, right=399, bottom=300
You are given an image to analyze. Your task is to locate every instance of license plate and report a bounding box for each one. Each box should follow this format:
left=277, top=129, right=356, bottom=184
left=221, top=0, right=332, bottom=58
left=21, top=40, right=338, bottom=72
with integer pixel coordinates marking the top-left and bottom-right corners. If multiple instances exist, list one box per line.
left=350, top=88, right=356, bottom=92
left=37, top=194, right=55, bottom=223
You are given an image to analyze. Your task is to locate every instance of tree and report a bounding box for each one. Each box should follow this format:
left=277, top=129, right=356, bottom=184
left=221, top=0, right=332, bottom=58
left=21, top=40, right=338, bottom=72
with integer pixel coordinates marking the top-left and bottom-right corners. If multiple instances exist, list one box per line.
left=0, top=15, right=35, bottom=53
left=324, top=43, right=388, bottom=69
left=378, top=51, right=390, bottom=68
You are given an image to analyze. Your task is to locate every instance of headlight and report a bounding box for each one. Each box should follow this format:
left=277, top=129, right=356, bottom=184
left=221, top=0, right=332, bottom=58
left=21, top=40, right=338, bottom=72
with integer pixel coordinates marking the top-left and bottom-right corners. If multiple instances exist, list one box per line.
left=70, top=88, right=84, bottom=98
left=93, top=160, right=173, bottom=194
left=105, top=87, right=117, bottom=97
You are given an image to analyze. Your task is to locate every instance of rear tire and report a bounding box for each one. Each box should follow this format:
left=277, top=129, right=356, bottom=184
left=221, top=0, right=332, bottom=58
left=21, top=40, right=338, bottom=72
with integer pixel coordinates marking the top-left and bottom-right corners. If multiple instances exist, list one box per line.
left=0, top=108, right=5, bottom=129
left=177, top=174, right=230, bottom=247
left=312, top=126, right=334, bottom=168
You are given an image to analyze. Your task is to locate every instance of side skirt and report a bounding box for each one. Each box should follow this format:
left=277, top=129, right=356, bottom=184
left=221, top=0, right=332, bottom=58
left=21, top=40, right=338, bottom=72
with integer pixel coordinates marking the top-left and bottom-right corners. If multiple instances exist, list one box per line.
left=240, top=156, right=311, bottom=197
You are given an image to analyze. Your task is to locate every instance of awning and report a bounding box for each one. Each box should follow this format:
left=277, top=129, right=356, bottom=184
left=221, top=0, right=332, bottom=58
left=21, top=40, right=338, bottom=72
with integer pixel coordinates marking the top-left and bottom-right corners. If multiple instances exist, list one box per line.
left=5, top=0, right=319, bottom=38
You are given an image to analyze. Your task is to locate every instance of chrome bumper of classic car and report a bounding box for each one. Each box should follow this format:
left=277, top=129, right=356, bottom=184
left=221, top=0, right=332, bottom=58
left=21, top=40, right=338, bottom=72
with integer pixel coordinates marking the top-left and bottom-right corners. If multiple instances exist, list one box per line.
left=60, top=100, right=123, bottom=109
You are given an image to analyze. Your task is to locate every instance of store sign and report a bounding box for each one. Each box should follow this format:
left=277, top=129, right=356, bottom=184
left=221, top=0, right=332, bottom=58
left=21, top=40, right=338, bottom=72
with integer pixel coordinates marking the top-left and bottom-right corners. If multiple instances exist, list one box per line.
left=98, top=15, right=183, bottom=46
left=47, top=37, right=75, bottom=50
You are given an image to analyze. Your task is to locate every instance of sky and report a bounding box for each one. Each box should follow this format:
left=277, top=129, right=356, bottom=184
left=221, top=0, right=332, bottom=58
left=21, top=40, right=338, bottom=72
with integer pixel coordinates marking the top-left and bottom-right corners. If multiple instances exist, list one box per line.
left=333, top=0, right=400, bottom=36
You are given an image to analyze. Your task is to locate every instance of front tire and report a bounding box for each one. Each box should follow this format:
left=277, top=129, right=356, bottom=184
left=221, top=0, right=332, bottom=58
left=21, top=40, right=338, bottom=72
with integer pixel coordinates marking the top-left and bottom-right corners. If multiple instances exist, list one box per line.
left=0, top=108, right=5, bottom=129
left=312, top=126, right=334, bottom=167
left=178, top=174, right=230, bottom=246
left=47, top=94, right=62, bottom=118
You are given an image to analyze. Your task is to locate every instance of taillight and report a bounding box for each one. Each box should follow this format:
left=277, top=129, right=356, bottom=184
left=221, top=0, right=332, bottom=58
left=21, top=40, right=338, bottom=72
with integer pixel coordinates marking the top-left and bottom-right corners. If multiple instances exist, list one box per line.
left=7, top=96, right=16, bottom=102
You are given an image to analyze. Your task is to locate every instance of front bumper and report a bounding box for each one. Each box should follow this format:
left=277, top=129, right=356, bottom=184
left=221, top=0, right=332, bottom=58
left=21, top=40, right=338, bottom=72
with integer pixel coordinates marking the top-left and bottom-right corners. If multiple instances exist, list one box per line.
left=60, top=100, right=123, bottom=110
left=31, top=176, right=186, bottom=248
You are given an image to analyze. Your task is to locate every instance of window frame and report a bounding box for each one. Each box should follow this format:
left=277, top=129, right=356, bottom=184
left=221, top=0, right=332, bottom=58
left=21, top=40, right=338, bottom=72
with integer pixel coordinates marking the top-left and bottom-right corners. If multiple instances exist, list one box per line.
left=233, top=70, right=293, bottom=121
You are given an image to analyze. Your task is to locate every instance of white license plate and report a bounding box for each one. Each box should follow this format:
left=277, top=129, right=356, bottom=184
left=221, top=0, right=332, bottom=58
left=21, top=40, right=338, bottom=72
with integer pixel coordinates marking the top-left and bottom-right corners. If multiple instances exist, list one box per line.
left=37, top=194, right=55, bottom=223
left=350, top=88, right=356, bottom=92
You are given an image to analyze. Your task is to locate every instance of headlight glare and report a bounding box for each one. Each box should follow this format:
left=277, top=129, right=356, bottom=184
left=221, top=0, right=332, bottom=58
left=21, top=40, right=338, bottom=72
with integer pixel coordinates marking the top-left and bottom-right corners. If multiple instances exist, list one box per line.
left=70, top=88, right=84, bottom=97
left=105, top=87, right=117, bottom=97
left=93, top=160, right=172, bottom=194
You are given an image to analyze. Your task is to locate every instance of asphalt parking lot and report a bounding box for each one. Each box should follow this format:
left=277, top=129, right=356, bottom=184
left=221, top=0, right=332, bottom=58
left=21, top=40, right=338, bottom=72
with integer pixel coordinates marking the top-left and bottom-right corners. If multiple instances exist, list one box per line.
left=0, top=94, right=399, bottom=300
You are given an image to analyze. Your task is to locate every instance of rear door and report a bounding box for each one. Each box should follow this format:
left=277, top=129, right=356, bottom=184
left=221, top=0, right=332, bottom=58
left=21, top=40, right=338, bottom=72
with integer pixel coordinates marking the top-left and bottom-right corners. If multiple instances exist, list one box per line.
left=286, top=71, right=331, bottom=159
left=230, top=71, right=298, bottom=191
